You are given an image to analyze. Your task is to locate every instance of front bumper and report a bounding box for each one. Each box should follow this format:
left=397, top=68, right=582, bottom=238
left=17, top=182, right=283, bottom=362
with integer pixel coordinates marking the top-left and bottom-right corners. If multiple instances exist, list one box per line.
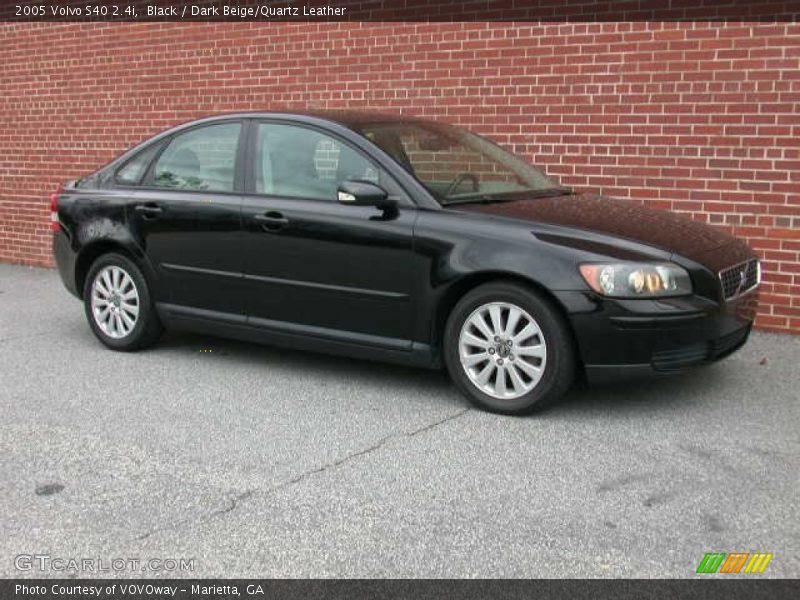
left=555, top=288, right=759, bottom=383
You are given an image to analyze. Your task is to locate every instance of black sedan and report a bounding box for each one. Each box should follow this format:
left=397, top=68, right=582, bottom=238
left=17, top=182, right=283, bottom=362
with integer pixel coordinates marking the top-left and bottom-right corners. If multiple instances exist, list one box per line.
left=52, top=111, right=760, bottom=414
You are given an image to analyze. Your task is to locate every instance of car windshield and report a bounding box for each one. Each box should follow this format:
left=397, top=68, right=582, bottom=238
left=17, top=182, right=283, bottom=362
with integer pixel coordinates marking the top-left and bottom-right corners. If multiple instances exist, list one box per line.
left=356, top=121, right=567, bottom=205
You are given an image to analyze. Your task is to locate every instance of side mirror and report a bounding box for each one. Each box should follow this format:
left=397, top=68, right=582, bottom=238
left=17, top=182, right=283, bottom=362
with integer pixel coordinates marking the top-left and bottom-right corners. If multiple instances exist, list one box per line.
left=337, top=180, right=389, bottom=207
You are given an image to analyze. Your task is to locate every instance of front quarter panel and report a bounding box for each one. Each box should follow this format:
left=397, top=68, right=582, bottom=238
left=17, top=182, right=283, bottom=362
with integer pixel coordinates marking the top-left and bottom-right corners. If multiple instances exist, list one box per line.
left=412, top=208, right=673, bottom=346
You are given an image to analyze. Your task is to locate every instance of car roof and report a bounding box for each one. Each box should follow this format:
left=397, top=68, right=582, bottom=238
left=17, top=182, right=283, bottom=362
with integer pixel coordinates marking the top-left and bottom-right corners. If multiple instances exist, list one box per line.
left=189, top=109, right=434, bottom=131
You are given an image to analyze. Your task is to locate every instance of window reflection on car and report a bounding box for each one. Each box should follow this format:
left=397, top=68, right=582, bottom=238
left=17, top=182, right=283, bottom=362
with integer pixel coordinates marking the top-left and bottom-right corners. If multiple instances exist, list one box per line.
left=359, top=122, right=565, bottom=204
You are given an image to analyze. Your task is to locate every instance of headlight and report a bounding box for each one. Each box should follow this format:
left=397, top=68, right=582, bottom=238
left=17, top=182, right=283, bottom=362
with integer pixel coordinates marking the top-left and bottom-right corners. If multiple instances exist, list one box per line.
left=578, top=262, right=692, bottom=298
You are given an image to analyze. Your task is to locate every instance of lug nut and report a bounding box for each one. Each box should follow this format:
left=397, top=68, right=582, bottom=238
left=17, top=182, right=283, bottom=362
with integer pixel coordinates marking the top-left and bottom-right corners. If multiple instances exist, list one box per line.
left=509, top=354, right=515, bottom=360
left=497, top=358, right=504, bottom=366
left=488, top=348, right=495, bottom=355
left=494, top=336, right=501, bottom=342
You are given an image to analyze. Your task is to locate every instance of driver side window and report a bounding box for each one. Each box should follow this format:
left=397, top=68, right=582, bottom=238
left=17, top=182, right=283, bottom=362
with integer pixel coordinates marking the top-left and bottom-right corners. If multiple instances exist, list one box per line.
left=255, top=123, right=383, bottom=201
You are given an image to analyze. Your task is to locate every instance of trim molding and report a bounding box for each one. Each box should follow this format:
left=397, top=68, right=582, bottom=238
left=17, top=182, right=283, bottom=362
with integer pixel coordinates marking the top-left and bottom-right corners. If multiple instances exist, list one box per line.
left=161, top=263, right=242, bottom=280
left=161, top=262, right=409, bottom=300
left=243, top=273, right=409, bottom=300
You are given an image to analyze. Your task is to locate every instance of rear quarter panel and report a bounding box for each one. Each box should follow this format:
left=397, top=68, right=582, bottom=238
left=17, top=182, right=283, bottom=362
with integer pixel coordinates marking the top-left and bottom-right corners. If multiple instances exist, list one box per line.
left=54, top=188, right=159, bottom=298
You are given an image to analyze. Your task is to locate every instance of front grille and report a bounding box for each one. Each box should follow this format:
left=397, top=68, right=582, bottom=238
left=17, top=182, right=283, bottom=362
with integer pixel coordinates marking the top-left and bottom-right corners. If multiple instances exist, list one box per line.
left=719, top=258, right=760, bottom=300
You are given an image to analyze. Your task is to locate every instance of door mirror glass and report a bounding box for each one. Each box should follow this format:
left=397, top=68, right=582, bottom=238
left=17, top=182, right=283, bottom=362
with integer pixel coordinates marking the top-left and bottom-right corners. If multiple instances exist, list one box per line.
left=337, top=180, right=389, bottom=206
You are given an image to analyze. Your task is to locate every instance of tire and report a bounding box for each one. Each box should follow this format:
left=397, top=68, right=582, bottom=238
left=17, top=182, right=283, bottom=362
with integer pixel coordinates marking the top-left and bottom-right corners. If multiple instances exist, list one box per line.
left=82, top=252, right=162, bottom=351
left=443, top=281, right=576, bottom=415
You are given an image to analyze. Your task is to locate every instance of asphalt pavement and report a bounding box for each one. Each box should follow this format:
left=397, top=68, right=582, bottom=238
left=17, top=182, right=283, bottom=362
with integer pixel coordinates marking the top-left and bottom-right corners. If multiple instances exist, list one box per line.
left=0, top=262, right=798, bottom=578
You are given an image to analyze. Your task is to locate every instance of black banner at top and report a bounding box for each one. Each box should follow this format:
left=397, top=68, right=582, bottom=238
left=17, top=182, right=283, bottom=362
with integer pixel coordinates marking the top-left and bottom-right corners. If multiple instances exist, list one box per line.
left=2, top=0, right=800, bottom=22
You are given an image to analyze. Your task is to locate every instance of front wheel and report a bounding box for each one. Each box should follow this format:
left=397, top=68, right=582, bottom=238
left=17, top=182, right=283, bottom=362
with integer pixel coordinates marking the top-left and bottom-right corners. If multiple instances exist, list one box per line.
left=443, top=282, right=576, bottom=415
left=83, top=253, right=162, bottom=351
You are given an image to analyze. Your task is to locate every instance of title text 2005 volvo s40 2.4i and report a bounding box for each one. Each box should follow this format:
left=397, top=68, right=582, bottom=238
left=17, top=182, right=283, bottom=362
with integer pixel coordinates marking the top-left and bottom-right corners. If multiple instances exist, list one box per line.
left=52, top=111, right=760, bottom=414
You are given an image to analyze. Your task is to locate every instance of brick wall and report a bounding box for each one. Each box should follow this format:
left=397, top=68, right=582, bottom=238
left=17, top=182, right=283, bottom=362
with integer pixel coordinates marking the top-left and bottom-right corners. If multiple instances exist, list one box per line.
left=1, top=19, right=798, bottom=333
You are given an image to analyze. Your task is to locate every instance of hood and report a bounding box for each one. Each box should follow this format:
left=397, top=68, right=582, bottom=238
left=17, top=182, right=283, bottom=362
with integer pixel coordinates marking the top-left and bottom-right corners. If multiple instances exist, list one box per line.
left=454, top=193, right=738, bottom=261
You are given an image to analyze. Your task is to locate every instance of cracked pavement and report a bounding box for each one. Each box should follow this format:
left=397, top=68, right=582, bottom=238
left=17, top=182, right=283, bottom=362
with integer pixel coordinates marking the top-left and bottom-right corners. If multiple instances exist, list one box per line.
left=1, top=263, right=798, bottom=577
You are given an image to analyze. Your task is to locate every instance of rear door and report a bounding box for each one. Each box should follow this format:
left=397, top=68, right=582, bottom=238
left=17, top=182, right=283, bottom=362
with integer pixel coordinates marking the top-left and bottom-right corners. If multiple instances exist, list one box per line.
left=126, top=120, right=247, bottom=318
left=241, top=120, right=417, bottom=347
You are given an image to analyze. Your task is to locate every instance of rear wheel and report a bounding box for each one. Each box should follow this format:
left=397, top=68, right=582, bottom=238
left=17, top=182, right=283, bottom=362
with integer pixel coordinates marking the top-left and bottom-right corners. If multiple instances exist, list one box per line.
left=83, top=253, right=162, bottom=351
left=443, top=281, right=575, bottom=414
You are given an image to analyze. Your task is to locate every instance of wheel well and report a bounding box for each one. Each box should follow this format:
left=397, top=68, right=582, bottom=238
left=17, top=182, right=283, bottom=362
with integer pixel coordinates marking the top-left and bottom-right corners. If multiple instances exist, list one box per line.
left=432, top=272, right=582, bottom=366
left=74, top=242, right=139, bottom=299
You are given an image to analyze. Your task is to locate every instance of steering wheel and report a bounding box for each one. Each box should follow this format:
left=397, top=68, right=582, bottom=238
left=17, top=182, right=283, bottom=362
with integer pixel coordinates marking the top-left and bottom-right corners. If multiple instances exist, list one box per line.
left=444, top=173, right=479, bottom=197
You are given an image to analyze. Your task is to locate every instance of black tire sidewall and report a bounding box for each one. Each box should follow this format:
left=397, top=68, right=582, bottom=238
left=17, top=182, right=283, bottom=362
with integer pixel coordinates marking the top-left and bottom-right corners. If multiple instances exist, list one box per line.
left=82, top=253, right=158, bottom=351
left=444, top=282, right=574, bottom=415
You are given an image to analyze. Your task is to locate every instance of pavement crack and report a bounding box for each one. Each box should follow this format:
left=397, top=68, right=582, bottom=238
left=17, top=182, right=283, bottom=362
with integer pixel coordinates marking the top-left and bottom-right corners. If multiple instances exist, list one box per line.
left=209, top=489, right=256, bottom=517
left=130, top=408, right=469, bottom=541
left=279, top=408, right=471, bottom=488
left=408, top=407, right=470, bottom=437
left=135, top=518, right=191, bottom=541
left=284, top=437, right=392, bottom=486
left=133, top=489, right=256, bottom=541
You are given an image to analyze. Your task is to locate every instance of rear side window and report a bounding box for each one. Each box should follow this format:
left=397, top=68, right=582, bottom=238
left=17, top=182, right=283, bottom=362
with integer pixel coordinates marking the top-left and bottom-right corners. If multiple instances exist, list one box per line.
left=151, top=123, right=241, bottom=192
left=115, top=143, right=162, bottom=186
left=255, top=123, right=381, bottom=200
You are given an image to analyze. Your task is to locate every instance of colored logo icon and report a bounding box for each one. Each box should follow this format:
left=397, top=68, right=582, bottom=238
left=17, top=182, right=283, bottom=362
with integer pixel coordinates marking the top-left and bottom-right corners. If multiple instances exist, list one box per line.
left=696, top=552, right=773, bottom=574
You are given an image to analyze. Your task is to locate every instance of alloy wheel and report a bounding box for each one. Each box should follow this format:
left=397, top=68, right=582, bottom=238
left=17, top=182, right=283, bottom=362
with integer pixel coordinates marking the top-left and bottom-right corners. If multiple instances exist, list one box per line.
left=90, top=265, right=140, bottom=339
left=458, top=301, right=547, bottom=400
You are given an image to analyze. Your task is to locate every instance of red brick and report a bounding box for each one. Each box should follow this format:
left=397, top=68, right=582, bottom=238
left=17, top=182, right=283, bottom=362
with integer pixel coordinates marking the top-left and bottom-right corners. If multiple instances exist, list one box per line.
left=1, top=20, right=798, bottom=334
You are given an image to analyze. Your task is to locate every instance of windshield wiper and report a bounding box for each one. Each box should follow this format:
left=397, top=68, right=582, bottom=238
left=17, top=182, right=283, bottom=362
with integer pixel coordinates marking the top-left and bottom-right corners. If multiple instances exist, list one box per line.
left=441, top=188, right=572, bottom=206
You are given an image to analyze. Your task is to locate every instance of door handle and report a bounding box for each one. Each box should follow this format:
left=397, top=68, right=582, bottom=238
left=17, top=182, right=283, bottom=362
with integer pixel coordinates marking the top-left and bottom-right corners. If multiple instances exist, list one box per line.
left=254, top=211, right=289, bottom=231
left=134, top=203, right=163, bottom=219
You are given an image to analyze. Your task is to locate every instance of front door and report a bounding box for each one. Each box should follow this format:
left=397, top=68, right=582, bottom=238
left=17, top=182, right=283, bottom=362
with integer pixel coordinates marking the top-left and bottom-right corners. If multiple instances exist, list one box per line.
left=241, top=121, right=417, bottom=347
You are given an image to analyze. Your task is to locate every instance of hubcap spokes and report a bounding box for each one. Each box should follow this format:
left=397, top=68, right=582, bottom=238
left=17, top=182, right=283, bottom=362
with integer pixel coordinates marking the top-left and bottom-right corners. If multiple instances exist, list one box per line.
left=458, top=302, right=546, bottom=400
left=91, top=266, right=139, bottom=339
